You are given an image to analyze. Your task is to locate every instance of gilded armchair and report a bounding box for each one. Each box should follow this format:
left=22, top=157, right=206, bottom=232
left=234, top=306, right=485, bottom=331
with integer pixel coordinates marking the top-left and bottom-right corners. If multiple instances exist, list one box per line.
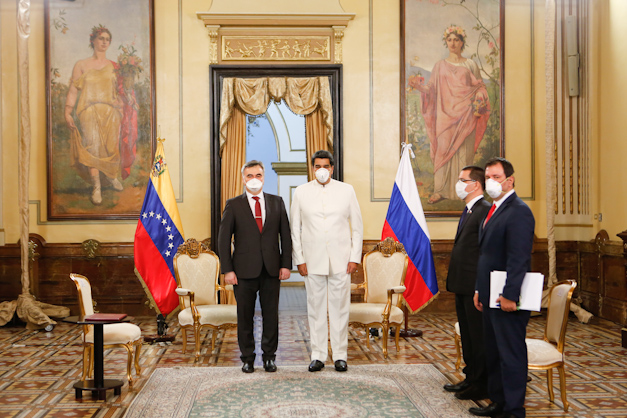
left=69, top=273, right=142, bottom=386
left=173, top=238, right=237, bottom=360
left=527, top=280, right=577, bottom=412
left=349, top=237, right=408, bottom=358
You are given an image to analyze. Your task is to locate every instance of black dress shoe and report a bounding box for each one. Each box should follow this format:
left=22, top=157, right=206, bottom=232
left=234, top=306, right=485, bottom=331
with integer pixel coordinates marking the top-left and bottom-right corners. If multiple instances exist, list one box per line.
left=454, top=386, right=489, bottom=400
left=263, top=359, right=277, bottom=372
left=308, top=360, right=325, bottom=372
left=241, top=361, right=255, bottom=373
left=497, top=413, right=516, bottom=418
left=443, top=380, right=471, bottom=392
left=469, top=403, right=503, bottom=417
left=334, top=360, right=348, bottom=372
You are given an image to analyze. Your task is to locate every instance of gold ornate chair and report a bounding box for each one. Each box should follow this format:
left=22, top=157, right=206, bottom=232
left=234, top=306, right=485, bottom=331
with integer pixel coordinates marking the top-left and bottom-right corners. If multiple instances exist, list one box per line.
left=453, top=321, right=462, bottom=370
left=349, top=237, right=408, bottom=358
left=173, top=238, right=237, bottom=360
left=526, top=280, right=577, bottom=412
left=69, top=273, right=142, bottom=386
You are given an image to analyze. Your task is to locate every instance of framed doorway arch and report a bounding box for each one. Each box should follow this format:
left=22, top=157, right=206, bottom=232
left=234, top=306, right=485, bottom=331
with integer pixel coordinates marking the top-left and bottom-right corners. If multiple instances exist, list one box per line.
left=209, top=65, right=343, bottom=248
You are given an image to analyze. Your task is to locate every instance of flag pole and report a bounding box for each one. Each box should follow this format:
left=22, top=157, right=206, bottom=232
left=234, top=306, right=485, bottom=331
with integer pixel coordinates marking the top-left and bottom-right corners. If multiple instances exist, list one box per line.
left=383, top=142, right=438, bottom=339
left=135, top=135, right=180, bottom=344
left=398, top=307, right=423, bottom=338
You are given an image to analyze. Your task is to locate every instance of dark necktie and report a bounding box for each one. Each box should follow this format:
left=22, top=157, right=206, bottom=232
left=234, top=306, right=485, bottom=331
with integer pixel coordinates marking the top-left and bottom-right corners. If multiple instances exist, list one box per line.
left=457, top=206, right=468, bottom=235
left=252, top=196, right=262, bottom=232
left=483, top=204, right=496, bottom=228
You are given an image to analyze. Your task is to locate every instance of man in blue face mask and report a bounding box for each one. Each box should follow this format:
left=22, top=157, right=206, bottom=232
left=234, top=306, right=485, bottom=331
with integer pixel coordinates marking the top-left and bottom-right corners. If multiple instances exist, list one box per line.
left=290, top=150, right=363, bottom=373
left=470, top=157, right=535, bottom=418
left=218, top=160, right=292, bottom=374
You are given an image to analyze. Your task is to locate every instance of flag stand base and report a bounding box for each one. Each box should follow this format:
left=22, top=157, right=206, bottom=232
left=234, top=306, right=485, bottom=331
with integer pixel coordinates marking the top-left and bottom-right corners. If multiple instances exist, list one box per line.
left=144, top=314, right=175, bottom=343
left=397, top=305, right=423, bottom=338
left=144, top=334, right=175, bottom=344
left=398, top=328, right=423, bottom=338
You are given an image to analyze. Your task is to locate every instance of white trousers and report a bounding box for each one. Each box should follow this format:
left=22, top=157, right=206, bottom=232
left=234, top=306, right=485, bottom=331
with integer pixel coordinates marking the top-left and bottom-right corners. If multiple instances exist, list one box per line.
left=304, top=272, right=351, bottom=362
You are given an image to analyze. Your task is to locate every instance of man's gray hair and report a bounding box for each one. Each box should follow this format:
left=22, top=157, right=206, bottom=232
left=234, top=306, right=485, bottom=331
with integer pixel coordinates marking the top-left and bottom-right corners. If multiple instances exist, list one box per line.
left=241, top=160, right=265, bottom=176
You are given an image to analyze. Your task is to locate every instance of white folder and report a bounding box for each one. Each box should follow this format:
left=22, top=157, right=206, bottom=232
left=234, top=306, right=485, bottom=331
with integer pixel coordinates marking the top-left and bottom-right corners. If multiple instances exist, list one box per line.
left=489, top=271, right=544, bottom=312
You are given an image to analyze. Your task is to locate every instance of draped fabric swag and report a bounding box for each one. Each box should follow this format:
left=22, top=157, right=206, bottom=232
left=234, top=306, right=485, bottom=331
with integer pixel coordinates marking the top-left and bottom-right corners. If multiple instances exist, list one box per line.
left=219, top=77, right=334, bottom=211
left=0, top=0, right=69, bottom=328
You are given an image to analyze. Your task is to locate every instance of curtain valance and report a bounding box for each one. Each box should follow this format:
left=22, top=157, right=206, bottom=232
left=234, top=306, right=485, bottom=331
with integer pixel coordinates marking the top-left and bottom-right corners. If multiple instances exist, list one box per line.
left=219, top=77, right=333, bottom=154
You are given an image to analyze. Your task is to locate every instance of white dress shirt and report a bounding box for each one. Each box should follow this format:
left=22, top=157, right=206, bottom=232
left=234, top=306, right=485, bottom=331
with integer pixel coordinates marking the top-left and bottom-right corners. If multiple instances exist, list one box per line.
left=245, top=190, right=265, bottom=226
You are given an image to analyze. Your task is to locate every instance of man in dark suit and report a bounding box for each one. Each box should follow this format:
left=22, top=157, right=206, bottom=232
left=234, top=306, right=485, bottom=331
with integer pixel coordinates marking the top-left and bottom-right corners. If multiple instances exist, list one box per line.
left=218, top=160, right=292, bottom=374
left=470, top=157, right=535, bottom=418
left=444, top=166, right=491, bottom=401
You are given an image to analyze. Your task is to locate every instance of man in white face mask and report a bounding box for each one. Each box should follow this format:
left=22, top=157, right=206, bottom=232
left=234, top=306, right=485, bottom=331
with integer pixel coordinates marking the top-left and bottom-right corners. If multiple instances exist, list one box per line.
left=470, top=157, right=535, bottom=418
left=444, top=166, right=491, bottom=401
left=290, top=150, right=363, bottom=373
left=218, top=160, right=292, bottom=374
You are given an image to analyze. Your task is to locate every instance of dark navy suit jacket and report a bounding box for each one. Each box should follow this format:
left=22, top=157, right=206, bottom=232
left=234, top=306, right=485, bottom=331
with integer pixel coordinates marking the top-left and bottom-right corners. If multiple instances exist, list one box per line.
left=476, top=192, right=535, bottom=305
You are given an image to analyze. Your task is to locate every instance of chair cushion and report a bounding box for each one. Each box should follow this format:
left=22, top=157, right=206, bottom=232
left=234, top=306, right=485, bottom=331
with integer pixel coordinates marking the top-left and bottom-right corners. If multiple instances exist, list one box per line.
left=349, top=304, right=404, bottom=325
left=526, top=338, right=563, bottom=366
left=178, top=305, right=238, bottom=327
left=84, top=323, right=142, bottom=345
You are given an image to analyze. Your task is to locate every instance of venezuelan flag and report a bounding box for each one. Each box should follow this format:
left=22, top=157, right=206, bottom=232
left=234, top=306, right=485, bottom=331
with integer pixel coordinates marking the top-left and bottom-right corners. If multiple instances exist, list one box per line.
left=382, top=144, right=438, bottom=313
left=134, top=140, right=185, bottom=316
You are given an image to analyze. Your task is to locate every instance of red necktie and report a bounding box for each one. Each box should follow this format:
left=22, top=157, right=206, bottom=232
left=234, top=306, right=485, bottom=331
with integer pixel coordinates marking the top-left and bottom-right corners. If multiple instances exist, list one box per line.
left=483, top=204, right=496, bottom=227
left=253, top=196, right=262, bottom=232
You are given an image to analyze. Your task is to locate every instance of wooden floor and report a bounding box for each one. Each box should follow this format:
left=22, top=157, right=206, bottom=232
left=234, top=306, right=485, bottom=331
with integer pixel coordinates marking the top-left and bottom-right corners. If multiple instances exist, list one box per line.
left=1, top=287, right=626, bottom=417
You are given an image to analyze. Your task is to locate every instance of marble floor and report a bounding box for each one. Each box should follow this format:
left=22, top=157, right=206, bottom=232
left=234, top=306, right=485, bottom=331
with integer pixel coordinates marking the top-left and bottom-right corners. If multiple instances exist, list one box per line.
left=1, top=287, right=626, bottom=418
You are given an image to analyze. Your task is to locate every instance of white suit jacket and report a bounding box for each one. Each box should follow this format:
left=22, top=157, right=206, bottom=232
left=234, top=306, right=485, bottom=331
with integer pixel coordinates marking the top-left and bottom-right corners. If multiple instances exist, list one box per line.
left=290, top=179, right=363, bottom=275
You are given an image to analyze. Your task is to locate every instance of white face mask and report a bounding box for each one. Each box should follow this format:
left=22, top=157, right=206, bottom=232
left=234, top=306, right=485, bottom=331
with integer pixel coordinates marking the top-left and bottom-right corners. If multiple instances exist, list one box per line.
left=315, top=168, right=330, bottom=184
left=246, top=178, right=263, bottom=193
left=485, top=178, right=506, bottom=199
left=455, top=180, right=471, bottom=200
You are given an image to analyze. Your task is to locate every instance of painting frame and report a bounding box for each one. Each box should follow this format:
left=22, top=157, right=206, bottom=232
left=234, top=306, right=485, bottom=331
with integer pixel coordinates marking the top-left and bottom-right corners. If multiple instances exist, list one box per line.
left=401, top=0, right=504, bottom=217
left=45, top=0, right=156, bottom=220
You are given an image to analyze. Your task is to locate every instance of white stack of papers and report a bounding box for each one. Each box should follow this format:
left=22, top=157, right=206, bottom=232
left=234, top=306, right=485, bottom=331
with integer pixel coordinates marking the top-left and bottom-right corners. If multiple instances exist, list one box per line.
left=489, top=271, right=544, bottom=311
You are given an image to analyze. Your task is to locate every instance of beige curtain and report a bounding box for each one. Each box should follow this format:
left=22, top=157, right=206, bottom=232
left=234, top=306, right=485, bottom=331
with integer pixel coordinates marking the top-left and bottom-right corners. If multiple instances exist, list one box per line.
left=219, top=76, right=334, bottom=207
left=305, top=109, right=330, bottom=180
left=0, top=0, right=70, bottom=328
left=220, top=107, right=246, bottom=212
left=542, top=0, right=591, bottom=323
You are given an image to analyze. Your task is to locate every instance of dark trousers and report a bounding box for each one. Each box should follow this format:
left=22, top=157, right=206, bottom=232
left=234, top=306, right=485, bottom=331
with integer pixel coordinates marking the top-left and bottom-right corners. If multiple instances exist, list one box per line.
left=483, top=307, right=531, bottom=418
left=455, top=293, right=487, bottom=390
left=232, top=265, right=281, bottom=363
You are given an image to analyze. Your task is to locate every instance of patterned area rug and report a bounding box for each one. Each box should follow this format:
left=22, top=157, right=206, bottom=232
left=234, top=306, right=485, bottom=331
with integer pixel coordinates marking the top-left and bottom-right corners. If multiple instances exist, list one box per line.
left=125, top=364, right=474, bottom=417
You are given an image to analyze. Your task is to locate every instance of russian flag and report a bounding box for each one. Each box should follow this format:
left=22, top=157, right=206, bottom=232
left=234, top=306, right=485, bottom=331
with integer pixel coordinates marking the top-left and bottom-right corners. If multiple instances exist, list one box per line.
left=134, top=140, right=185, bottom=316
left=382, top=144, right=438, bottom=313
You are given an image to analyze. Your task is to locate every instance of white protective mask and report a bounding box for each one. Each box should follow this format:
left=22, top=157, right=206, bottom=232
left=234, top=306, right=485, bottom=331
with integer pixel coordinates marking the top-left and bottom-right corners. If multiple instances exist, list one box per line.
left=315, top=168, right=330, bottom=184
left=485, top=178, right=505, bottom=199
left=455, top=180, right=470, bottom=200
left=246, top=178, right=263, bottom=193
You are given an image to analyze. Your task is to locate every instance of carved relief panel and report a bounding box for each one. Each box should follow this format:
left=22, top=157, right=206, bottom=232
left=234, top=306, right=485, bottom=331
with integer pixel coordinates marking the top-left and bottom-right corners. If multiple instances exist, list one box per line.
left=197, top=13, right=353, bottom=65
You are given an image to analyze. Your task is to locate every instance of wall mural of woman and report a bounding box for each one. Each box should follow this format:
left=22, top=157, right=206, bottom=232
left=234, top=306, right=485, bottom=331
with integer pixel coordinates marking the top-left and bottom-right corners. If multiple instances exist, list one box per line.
left=402, top=0, right=502, bottom=214
left=64, top=25, right=138, bottom=206
left=409, top=25, right=490, bottom=204
left=46, top=0, right=154, bottom=220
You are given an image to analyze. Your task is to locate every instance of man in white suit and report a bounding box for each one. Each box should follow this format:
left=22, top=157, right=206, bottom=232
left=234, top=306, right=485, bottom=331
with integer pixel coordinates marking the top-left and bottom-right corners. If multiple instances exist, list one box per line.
left=291, top=150, right=363, bottom=372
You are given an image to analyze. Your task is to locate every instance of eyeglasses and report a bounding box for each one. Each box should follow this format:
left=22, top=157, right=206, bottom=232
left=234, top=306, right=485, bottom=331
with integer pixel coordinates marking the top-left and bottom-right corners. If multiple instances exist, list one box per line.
left=458, top=179, right=476, bottom=183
